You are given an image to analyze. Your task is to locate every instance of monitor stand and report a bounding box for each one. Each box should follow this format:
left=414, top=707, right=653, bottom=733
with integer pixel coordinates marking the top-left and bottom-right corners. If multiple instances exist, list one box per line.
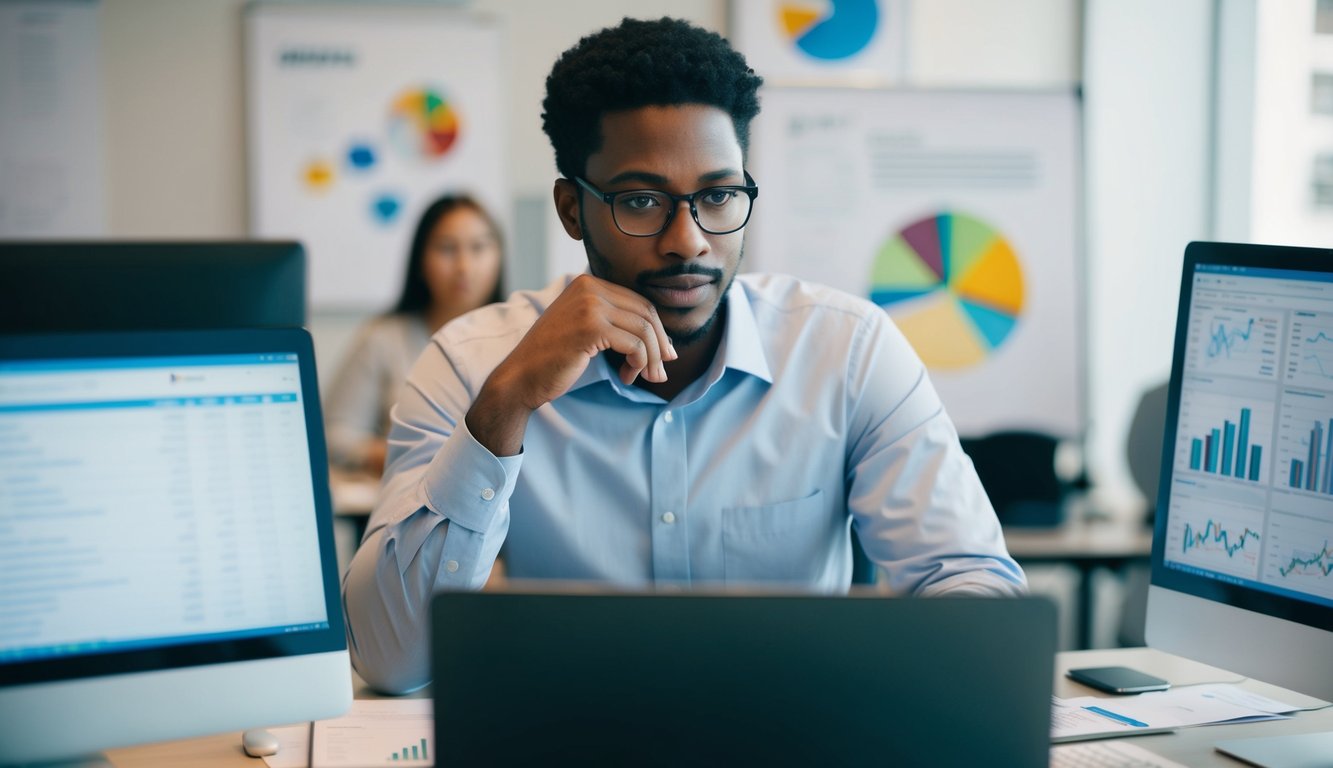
left=1215, top=732, right=1333, bottom=768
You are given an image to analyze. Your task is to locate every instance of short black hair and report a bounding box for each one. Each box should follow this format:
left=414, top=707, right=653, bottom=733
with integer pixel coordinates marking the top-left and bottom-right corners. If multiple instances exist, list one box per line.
left=541, top=17, right=763, bottom=180
left=391, top=194, right=505, bottom=315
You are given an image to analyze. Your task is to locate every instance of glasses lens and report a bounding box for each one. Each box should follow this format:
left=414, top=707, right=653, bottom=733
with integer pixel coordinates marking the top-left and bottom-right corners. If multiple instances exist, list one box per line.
left=695, top=187, right=752, bottom=234
left=612, top=191, right=671, bottom=236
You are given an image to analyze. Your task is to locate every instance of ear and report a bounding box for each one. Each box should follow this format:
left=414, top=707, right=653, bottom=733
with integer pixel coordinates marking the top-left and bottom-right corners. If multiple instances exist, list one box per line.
left=553, top=179, right=583, bottom=241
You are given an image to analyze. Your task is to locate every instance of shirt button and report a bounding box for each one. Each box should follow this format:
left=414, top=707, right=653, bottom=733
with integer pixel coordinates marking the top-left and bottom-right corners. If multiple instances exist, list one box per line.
left=661, top=511, right=676, bottom=524
left=663, top=410, right=674, bottom=423
left=480, top=487, right=495, bottom=501
left=446, top=560, right=459, bottom=573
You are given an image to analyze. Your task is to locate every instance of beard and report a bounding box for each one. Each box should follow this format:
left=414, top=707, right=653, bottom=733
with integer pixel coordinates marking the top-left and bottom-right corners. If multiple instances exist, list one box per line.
left=580, top=209, right=739, bottom=348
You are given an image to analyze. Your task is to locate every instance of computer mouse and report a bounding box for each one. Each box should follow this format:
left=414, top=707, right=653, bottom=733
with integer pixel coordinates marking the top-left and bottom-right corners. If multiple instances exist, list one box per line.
left=242, top=728, right=280, bottom=758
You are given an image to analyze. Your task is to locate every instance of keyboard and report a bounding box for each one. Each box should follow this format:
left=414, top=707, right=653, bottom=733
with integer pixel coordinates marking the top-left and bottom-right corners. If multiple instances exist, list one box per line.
left=1050, top=740, right=1190, bottom=768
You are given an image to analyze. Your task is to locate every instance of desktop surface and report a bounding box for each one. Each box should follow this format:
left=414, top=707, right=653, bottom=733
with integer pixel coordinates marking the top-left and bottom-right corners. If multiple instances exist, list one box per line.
left=99, top=647, right=1333, bottom=767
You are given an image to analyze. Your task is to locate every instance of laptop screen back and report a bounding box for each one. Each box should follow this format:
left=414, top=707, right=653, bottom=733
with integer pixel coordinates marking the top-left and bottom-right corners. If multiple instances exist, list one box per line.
left=432, top=591, right=1055, bottom=767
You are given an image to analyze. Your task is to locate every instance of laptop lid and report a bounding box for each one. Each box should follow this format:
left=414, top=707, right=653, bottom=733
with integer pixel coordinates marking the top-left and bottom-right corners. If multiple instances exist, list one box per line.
left=432, top=591, right=1055, bottom=767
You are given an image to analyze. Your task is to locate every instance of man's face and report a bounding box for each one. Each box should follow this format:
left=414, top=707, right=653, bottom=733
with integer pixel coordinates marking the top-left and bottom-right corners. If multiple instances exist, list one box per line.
left=562, top=104, right=748, bottom=347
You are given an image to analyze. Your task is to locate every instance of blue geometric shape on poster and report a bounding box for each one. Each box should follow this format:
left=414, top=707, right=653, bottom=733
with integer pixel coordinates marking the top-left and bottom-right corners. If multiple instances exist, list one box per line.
left=793, top=0, right=879, bottom=61
left=347, top=143, right=377, bottom=171
left=959, top=298, right=1018, bottom=349
left=869, top=287, right=937, bottom=308
left=371, top=193, right=402, bottom=225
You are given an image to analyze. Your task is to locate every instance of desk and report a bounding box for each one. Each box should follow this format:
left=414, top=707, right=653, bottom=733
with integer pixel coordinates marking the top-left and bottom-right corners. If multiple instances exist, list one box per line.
left=1005, top=516, right=1153, bottom=649
left=105, top=648, right=1332, bottom=767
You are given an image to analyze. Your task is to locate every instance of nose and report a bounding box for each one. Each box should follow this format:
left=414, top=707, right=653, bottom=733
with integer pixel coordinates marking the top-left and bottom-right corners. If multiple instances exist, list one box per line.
left=658, top=200, right=710, bottom=261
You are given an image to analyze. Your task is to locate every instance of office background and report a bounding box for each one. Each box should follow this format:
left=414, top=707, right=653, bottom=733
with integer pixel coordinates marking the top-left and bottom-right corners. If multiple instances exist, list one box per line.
left=5, top=0, right=1330, bottom=647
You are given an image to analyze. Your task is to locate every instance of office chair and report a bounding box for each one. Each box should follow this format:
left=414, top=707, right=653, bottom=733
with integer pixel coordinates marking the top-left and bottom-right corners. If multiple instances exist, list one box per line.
left=1118, top=381, right=1169, bottom=646
left=960, top=430, right=1068, bottom=527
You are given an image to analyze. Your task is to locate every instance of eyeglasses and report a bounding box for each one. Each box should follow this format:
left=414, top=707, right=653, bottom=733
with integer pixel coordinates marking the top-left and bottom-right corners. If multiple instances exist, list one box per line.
left=573, top=171, right=759, bottom=237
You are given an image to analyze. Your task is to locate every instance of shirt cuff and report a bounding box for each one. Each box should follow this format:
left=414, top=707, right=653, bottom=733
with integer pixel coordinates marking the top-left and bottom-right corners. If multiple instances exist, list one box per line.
left=419, top=416, right=522, bottom=533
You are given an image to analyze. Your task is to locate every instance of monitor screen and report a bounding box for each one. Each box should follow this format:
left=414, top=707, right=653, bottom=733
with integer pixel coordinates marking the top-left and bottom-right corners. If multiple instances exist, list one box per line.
left=1149, top=242, right=1333, bottom=701
left=0, top=329, right=349, bottom=764
left=0, top=241, right=306, bottom=333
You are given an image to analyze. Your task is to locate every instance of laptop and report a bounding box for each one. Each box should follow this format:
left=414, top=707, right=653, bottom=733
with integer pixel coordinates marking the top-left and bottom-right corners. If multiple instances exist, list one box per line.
left=432, top=590, right=1056, bottom=767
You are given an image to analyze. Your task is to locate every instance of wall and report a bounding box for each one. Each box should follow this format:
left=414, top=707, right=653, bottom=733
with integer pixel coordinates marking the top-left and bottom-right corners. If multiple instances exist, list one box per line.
left=94, top=0, right=1083, bottom=379
left=82, top=0, right=1220, bottom=648
left=1083, top=0, right=1216, bottom=512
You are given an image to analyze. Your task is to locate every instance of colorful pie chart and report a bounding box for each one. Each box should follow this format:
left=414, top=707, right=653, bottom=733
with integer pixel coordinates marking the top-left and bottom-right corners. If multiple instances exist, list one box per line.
left=779, top=0, right=879, bottom=61
left=869, top=212, right=1025, bottom=370
left=388, top=87, right=460, bottom=162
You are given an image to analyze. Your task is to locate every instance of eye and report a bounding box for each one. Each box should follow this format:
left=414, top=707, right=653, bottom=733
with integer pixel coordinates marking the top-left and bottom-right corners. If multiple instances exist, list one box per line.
left=701, top=189, right=738, bottom=207
left=620, top=192, right=663, bottom=211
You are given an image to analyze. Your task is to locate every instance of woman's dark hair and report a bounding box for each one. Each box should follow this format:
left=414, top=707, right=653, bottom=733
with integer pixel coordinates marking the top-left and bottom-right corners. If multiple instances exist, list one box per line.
left=541, top=17, right=764, bottom=180
left=391, top=194, right=505, bottom=316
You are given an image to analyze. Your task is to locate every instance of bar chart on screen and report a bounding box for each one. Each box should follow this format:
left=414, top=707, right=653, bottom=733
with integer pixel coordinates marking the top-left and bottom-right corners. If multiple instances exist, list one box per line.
left=1275, top=391, right=1333, bottom=496
left=1175, top=388, right=1274, bottom=485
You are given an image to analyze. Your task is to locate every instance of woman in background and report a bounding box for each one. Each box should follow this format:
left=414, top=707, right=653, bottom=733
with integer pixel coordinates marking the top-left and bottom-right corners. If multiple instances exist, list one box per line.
left=326, top=194, right=505, bottom=474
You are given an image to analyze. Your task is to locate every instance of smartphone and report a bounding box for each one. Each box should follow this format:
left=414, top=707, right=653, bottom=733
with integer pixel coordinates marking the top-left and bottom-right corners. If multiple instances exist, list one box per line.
left=1066, top=666, right=1170, bottom=694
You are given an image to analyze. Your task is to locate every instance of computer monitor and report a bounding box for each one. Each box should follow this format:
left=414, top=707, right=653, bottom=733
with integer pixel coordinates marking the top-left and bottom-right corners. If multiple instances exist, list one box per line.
left=0, top=241, right=306, bottom=332
left=0, top=328, right=351, bottom=764
left=1147, top=242, right=1333, bottom=748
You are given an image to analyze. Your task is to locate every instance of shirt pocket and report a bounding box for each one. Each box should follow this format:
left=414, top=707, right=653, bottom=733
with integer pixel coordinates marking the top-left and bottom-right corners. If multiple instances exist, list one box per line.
left=722, top=489, right=830, bottom=585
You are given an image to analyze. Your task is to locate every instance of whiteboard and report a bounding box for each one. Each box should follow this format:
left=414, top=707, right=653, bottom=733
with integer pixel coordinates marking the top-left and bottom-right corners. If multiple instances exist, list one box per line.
left=0, top=0, right=105, bottom=237
left=246, top=4, right=506, bottom=309
left=747, top=88, right=1084, bottom=438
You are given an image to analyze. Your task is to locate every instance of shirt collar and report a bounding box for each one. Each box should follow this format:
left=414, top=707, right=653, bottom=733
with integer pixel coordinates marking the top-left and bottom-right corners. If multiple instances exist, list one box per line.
left=566, top=277, right=773, bottom=396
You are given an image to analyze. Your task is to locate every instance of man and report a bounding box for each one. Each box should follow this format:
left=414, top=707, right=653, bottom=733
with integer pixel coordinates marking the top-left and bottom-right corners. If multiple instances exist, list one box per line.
left=343, top=17, right=1025, bottom=694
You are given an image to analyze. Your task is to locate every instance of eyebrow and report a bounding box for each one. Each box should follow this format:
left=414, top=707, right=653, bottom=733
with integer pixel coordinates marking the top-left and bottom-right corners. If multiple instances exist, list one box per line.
left=605, top=168, right=743, bottom=187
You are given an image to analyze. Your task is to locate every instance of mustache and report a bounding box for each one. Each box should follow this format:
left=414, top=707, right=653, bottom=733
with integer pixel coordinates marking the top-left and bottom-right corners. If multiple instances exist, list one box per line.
left=634, top=263, right=724, bottom=287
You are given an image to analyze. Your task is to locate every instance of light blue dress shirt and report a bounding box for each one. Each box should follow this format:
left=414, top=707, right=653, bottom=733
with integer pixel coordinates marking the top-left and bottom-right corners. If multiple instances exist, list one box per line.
left=343, top=273, right=1026, bottom=693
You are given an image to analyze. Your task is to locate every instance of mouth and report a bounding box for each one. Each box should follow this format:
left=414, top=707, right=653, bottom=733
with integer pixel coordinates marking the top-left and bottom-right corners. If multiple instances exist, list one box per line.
left=640, top=275, right=716, bottom=309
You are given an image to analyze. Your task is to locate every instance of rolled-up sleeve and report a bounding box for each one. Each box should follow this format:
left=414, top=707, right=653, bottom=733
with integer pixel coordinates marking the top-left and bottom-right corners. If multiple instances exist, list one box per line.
left=341, top=337, right=522, bottom=694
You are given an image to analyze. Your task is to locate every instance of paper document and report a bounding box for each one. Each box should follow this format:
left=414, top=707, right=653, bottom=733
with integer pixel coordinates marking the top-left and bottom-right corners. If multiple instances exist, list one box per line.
left=1052, top=684, right=1300, bottom=742
left=260, top=699, right=434, bottom=768
left=312, top=699, right=433, bottom=767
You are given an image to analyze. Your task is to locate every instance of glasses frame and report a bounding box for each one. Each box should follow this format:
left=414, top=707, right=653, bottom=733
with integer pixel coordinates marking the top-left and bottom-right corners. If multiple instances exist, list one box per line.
left=573, top=171, right=760, bottom=238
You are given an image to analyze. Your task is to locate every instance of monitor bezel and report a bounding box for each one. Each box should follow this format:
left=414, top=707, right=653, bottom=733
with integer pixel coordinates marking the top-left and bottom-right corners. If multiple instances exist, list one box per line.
left=1151, top=240, right=1333, bottom=635
left=0, top=328, right=348, bottom=687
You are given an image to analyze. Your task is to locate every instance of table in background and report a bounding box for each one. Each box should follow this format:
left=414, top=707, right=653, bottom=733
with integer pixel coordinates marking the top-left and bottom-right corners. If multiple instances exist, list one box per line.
left=330, top=469, right=379, bottom=545
left=1004, top=515, right=1154, bottom=650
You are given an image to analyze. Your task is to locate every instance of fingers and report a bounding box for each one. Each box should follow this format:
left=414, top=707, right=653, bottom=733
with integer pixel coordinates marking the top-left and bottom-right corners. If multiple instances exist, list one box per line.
left=592, top=280, right=678, bottom=363
left=602, top=305, right=668, bottom=384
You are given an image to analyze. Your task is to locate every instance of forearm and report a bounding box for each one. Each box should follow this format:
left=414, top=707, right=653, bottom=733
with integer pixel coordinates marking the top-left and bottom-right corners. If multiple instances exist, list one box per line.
left=464, top=368, right=532, bottom=458
left=342, top=510, right=506, bottom=694
left=342, top=418, right=520, bottom=692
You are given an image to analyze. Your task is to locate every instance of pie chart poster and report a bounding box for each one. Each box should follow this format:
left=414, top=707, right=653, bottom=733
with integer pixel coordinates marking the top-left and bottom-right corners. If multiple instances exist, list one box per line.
left=748, top=89, right=1083, bottom=438
left=731, top=0, right=907, bottom=84
left=246, top=5, right=505, bottom=309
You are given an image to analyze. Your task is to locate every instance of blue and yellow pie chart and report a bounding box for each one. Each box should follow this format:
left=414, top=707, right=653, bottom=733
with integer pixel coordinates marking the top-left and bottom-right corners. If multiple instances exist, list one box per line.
left=779, top=0, right=879, bottom=61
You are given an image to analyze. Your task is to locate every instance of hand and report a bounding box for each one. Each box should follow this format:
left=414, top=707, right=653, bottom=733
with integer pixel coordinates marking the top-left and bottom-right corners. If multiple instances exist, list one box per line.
left=466, top=275, right=677, bottom=456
